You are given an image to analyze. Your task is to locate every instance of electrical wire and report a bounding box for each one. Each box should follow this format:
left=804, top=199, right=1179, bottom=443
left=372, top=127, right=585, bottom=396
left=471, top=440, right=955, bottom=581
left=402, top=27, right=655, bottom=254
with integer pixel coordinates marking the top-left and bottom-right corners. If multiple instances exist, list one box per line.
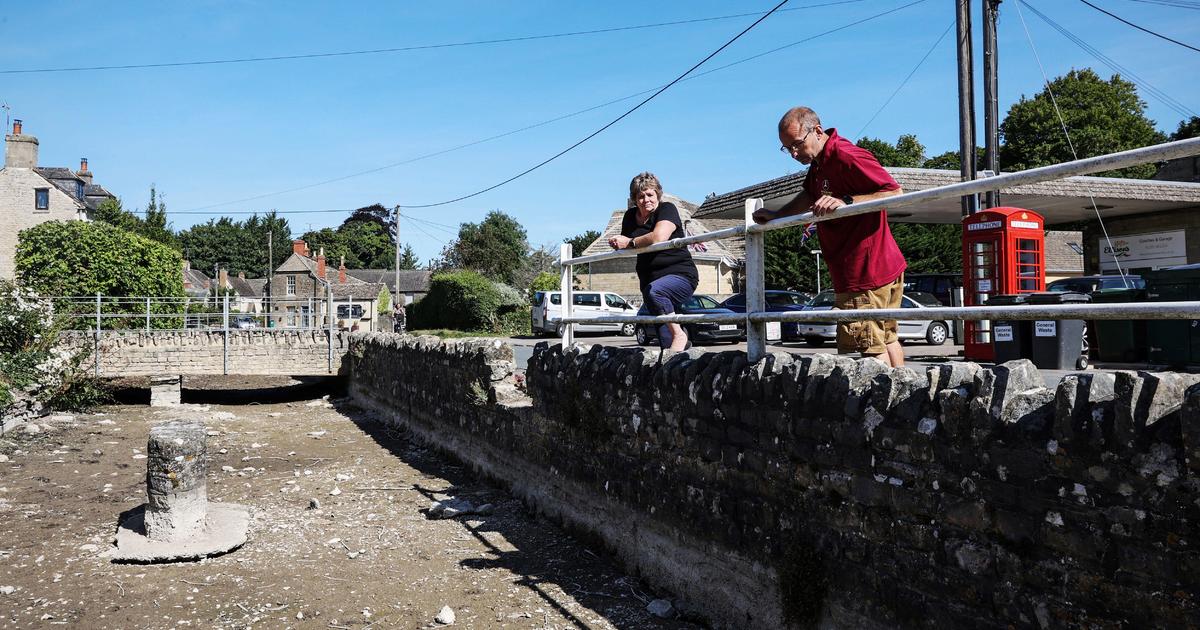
left=177, top=0, right=928, bottom=214
left=0, top=1, right=865, bottom=75
left=852, top=20, right=954, bottom=139
left=1020, top=2, right=1196, bottom=119
left=401, top=213, right=460, bottom=237
left=1014, top=0, right=1131, bottom=284
left=1122, top=0, right=1200, bottom=9
left=400, top=215, right=449, bottom=246
left=1079, top=0, right=1200, bottom=52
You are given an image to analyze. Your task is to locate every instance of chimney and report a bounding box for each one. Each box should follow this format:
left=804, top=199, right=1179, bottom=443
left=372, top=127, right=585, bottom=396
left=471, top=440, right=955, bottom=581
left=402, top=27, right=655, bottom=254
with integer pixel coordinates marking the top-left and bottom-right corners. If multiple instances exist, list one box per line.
left=218, top=268, right=229, bottom=291
left=292, top=239, right=309, bottom=256
left=4, top=119, right=39, bottom=169
left=77, top=158, right=93, bottom=186
left=183, top=259, right=191, bottom=272
left=237, top=271, right=245, bottom=280
left=317, top=248, right=326, bottom=280
left=338, top=256, right=347, bottom=283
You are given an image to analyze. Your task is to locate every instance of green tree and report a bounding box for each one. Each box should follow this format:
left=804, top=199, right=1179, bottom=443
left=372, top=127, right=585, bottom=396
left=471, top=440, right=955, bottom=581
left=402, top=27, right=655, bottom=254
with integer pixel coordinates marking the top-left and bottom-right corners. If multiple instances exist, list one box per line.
left=764, top=230, right=829, bottom=293
left=438, top=210, right=530, bottom=285
left=92, top=197, right=142, bottom=232
left=244, top=211, right=293, bottom=273
left=890, top=224, right=962, bottom=273
left=178, top=212, right=291, bottom=278
left=140, top=185, right=178, bottom=248
left=564, top=230, right=600, bottom=256
left=856, top=134, right=926, bottom=168
left=1000, top=68, right=1166, bottom=178
left=529, top=271, right=558, bottom=294
left=921, top=147, right=986, bottom=170
left=1170, top=116, right=1200, bottom=141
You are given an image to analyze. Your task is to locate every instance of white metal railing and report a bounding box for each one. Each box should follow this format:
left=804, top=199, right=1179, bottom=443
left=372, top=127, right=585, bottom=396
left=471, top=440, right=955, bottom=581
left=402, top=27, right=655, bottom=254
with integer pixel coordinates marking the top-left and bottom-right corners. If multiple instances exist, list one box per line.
left=554, top=137, right=1200, bottom=361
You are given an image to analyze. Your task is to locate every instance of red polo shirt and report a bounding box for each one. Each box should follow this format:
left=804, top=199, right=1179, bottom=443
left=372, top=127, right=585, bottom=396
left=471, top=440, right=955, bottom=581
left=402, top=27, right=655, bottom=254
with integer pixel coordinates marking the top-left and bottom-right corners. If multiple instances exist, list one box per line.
left=804, top=128, right=906, bottom=292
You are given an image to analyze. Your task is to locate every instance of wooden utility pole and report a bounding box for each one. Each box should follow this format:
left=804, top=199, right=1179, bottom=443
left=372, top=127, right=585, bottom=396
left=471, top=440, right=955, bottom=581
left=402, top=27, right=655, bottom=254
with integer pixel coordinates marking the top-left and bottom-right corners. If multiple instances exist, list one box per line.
left=956, top=0, right=978, bottom=217
left=982, top=0, right=1003, bottom=209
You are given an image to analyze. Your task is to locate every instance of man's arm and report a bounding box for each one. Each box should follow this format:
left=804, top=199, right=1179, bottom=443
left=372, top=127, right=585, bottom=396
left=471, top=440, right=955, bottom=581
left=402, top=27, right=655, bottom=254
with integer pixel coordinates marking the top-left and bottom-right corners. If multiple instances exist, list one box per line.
left=810, top=186, right=904, bottom=216
left=752, top=190, right=814, bottom=224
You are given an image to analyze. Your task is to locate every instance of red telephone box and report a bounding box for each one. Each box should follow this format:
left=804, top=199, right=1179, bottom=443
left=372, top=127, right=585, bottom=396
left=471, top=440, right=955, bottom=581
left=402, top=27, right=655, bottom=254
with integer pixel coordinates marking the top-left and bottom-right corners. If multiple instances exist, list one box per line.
left=961, top=207, right=1046, bottom=361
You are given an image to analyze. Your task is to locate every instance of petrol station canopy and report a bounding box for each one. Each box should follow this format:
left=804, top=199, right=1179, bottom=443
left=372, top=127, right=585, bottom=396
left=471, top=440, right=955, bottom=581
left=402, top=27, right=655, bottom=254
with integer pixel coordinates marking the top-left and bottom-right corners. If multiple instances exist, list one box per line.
left=693, top=167, right=1200, bottom=225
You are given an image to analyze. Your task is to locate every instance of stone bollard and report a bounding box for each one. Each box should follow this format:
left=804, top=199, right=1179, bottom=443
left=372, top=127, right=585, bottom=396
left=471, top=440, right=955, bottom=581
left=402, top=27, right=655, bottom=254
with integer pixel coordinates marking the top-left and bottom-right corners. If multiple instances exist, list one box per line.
left=144, top=420, right=207, bottom=541
left=111, top=419, right=249, bottom=562
left=149, top=375, right=182, bottom=407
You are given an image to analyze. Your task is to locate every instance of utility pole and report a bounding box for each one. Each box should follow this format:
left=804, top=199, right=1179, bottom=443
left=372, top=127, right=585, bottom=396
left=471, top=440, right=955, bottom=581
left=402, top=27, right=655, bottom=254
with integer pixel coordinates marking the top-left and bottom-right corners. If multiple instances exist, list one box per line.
left=393, top=205, right=401, bottom=310
left=956, top=0, right=978, bottom=217
left=266, top=229, right=273, bottom=325
left=982, top=0, right=1003, bottom=209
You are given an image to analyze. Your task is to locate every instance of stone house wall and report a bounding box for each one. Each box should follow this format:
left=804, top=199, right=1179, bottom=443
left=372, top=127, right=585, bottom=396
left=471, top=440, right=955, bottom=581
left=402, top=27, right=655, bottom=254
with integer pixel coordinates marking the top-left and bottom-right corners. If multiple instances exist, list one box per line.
left=0, top=167, right=83, bottom=279
left=348, top=334, right=1199, bottom=629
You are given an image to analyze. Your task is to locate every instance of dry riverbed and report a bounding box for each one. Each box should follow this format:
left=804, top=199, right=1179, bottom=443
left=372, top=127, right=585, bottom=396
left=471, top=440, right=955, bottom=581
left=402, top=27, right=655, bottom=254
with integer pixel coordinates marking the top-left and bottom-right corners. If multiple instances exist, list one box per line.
left=0, top=378, right=697, bottom=629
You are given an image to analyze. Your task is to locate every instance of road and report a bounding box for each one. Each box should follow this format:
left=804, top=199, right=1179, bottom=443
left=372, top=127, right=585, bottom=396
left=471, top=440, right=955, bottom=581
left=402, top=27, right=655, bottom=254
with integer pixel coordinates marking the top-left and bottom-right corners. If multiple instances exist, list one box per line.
left=507, top=333, right=1089, bottom=389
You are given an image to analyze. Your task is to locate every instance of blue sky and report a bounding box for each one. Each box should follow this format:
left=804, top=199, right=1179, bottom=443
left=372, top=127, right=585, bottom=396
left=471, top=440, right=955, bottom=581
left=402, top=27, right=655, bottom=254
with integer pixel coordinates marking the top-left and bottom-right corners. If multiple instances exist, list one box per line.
left=2, top=1, right=1197, bottom=266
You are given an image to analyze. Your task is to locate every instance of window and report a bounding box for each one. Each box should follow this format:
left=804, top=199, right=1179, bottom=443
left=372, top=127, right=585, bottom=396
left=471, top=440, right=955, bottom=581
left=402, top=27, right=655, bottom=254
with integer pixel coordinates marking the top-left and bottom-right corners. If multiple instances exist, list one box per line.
left=286, top=307, right=297, bottom=327
left=286, top=275, right=296, bottom=296
left=605, top=294, right=629, bottom=308
left=76, top=181, right=84, bottom=199
left=692, top=295, right=720, bottom=309
left=550, top=294, right=561, bottom=305
left=337, top=304, right=364, bottom=319
left=573, top=293, right=600, bottom=307
left=725, top=294, right=746, bottom=307
left=531, top=291, right=545, bottom=307
left=34, top=188, right=49, bottom=211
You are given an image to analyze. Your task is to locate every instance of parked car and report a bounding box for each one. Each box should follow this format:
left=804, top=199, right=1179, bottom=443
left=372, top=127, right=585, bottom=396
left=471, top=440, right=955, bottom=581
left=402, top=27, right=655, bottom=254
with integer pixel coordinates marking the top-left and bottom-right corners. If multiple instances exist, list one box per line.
left=232, top=315, right=259, bottom=330
left=634, top=294, right=744, bottom=346
left=531, top=290, right=637, bottom=336
left=719, top=290, right=813, bottom=340
left=903, top=273, right=964, bottom=307
left=1046, top=275, right=1144, bottom=293
left=797, top=290, right=950, bottom=346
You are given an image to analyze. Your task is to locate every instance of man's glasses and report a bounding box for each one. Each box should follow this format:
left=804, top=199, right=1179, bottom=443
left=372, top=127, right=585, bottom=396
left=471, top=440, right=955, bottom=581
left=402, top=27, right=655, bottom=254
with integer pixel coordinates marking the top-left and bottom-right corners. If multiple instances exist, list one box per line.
left=779, top=127, right=815, bottom=155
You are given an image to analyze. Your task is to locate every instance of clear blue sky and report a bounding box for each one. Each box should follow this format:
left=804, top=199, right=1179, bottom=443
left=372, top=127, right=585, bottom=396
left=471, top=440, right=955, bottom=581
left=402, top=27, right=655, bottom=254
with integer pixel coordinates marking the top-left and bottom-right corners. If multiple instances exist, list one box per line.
left=2, top=1, right=1197, bottom=266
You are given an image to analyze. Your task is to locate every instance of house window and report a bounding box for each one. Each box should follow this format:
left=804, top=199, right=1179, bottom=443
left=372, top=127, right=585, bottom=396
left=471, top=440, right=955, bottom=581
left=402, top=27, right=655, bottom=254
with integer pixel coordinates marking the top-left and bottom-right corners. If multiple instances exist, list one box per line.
left=286, top=307, right=297, bottom=327
left=34, top=188, right=49, bottom=211
left=76, top=181, right=84, bottom=199
left=286, top=275, right=296, bottom=296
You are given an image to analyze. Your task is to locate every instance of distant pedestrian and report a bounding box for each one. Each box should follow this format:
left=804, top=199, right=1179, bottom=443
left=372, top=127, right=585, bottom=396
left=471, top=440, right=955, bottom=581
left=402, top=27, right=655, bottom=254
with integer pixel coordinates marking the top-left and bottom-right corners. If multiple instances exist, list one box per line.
left=753, top=106, right=907, bottom=367
left=394, top=303, right=407, bottom=334
left=608, top=172, right=697, bottom=351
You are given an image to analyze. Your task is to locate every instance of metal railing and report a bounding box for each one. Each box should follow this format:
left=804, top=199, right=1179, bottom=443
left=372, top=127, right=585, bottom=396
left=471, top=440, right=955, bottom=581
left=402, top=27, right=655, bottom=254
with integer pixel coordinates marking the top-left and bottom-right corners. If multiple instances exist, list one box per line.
left=555, top=137, right=1200, bottom=362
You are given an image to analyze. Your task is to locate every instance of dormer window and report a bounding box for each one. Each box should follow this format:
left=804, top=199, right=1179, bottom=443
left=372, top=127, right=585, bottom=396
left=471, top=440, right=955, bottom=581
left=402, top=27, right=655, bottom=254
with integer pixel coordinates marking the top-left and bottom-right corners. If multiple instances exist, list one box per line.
left=76, top=181, right=84, bottom=199
left=35, top=188, right=49, bottom=211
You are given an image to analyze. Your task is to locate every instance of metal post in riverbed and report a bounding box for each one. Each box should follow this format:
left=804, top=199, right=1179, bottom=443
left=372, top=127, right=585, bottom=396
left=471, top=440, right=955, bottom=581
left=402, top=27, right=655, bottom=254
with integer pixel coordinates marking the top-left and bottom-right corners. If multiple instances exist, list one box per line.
left=94, top=293, right=101, bottom=377
left=744, top=198, right=766, bottom=363
left=146, top=297, right=151, bottom=332
left=326, top=283, right=334, bottom=373
left=559, top=243, right=574, bottom=347
left=222, top=292, right=230, bottom=375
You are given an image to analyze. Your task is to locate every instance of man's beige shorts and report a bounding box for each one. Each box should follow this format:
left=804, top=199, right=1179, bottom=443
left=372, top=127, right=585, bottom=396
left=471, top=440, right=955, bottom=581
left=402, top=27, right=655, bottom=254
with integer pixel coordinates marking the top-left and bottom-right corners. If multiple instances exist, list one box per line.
left=834, top=275, right=904, bottom=357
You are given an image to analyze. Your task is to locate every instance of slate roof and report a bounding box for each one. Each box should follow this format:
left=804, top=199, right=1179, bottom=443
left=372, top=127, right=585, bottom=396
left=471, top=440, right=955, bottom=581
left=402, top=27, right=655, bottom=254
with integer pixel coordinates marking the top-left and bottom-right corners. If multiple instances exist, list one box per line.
left=579, top=194, right=739, bottom=262
left=346, top=269, right=432, bottom=293
left=332, top=282, right=387, bottom=300
left=31, top=167, right=86, bottom=209
left=83, top=184, right=116, bottom=211
left=182, top=268, right=211, bottom=297
left=1044, top=230, right=1085, bottom=274
left=228, top=276, right=265, bottom=298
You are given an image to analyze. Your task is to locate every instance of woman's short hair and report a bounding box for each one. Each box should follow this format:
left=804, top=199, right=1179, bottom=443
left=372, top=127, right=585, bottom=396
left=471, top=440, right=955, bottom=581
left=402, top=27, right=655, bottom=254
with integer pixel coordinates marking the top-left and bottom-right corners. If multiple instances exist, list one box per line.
left=629, top=172, right=663, bottom=206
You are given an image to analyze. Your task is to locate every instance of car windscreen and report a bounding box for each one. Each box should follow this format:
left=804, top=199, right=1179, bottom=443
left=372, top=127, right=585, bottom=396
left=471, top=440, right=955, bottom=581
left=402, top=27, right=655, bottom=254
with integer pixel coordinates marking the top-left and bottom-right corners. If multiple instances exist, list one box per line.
left=906, top=291, right=942, bottom=307
left=766, top=293, right=805, bottom=306
left=808, top=292, right=836, bottom=307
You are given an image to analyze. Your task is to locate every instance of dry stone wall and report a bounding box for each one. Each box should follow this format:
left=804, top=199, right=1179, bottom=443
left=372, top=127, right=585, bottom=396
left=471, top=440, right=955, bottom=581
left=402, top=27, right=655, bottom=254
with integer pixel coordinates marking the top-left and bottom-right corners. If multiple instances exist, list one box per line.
left=349, top=333, right=1200, bottom=629
left=59, top=330, right=350, bottom=376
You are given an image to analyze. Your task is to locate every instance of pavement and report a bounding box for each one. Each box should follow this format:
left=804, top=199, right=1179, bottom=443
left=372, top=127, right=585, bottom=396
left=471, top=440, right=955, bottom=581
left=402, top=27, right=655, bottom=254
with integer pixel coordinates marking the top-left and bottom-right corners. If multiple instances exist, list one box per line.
left=507, top=332, right=1098, bottom=389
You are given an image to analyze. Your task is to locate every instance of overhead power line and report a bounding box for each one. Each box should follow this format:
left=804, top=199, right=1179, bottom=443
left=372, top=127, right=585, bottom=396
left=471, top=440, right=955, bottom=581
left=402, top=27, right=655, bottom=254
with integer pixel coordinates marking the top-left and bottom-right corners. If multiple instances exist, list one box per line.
left=1020, top=1, right=1196, bottom=119
left=0, top=1, right=865, bottom=75
left=1122, top=0, right=1200, bottom=9
left=177, top=0, right=928, bottom=214
left=853, top=20, right=954, bottom=139
left=1079, top=0, right=1200, bottom=52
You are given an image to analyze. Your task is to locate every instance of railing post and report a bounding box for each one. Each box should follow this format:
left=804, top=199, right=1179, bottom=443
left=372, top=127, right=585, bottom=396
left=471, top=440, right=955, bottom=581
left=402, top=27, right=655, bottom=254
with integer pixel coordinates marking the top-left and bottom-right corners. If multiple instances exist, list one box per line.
left=223, top=292, right=230, bottom=375
left=145, top=296, right=151, bottom=332
left=559, top=243, right=574, bottom=347
left=94, top=293, right=101, bottom=377
left=744, top=198, right=767, bottom=363
left=327, top=284, right=334, bottom=373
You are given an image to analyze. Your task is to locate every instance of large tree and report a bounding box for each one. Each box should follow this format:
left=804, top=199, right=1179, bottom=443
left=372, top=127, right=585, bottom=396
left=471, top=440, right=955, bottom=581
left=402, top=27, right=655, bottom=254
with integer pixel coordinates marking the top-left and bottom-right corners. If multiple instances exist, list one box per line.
left=564, top=229, right=600, bottom=256
left=1170, top=116, right=1200, bottom=141
left=1000, top=68, right=1166, bottom=179
left=92, top=186, right=179, bottom=249
left=437, top=210, right=530, bottom=285
left=856, top=134, right=926, bottom=168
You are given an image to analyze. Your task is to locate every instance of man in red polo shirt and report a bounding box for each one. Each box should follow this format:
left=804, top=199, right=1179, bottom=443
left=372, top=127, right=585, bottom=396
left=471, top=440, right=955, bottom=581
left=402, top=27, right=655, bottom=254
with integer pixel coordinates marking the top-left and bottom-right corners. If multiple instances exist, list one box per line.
left=753, top=106, right=908, bottom=367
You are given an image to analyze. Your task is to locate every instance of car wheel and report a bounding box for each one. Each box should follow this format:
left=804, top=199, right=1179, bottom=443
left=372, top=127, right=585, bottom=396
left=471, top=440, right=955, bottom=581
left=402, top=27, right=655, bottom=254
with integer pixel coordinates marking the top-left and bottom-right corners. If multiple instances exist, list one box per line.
left=620, top=322, right=636, bottom=337
left=804, top=336, right=825, bottom=347
left=635, top=326, right=650, bottom=346
left=556, top=322, right=568, bottom=337
left=1076, top=354, right=1089, bottom=370
left=926, top=321, right=949, bottom=345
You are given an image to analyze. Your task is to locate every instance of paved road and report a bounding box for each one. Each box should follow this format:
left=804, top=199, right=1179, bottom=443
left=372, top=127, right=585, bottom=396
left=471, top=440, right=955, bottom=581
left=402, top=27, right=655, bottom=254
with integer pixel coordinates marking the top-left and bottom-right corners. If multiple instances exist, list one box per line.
left=507, top=332, right=1087, bottom=389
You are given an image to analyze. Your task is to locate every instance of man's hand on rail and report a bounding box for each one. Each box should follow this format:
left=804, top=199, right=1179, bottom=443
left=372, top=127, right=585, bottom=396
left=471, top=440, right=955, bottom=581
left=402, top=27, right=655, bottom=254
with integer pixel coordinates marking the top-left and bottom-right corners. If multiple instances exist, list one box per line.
left=752, top=208, right=777, bottom=224
left=810, top=194, right=847, bottom=217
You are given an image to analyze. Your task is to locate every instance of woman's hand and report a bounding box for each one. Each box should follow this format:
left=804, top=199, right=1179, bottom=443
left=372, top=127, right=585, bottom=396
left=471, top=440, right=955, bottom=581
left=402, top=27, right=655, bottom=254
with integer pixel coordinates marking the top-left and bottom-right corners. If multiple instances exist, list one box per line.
left=609, top=235, right=634, bottom=249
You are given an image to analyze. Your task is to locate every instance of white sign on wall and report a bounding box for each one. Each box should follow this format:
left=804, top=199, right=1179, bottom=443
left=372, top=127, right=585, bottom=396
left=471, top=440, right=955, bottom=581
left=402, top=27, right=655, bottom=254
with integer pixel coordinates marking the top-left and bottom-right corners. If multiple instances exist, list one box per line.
left=1098, top=230, right=1188, bottom=271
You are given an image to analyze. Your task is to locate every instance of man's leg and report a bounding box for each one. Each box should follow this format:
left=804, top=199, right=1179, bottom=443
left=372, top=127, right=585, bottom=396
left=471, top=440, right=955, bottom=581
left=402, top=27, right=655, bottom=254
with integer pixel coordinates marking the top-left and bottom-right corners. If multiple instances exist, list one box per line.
left=885, top=340, right=904, bottom=367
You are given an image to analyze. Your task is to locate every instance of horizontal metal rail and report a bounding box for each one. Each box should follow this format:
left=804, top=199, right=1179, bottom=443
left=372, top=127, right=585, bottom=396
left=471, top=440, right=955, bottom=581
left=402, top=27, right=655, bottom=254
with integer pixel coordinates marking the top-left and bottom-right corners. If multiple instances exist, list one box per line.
left=561, top=136, right=1200, bottom=267
left=556, top=301, right=1200, bottom=325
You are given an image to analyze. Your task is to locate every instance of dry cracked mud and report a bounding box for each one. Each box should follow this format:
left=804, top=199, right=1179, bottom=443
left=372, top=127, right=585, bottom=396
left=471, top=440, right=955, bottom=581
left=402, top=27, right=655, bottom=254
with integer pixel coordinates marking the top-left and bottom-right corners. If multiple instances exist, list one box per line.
left=0, top=377, right=700, bottom=630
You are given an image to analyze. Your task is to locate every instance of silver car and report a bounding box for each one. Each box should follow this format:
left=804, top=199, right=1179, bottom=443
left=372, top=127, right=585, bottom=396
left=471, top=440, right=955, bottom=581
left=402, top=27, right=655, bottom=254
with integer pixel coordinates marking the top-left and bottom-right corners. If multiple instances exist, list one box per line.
left=798, top=290, right=950, bottom=346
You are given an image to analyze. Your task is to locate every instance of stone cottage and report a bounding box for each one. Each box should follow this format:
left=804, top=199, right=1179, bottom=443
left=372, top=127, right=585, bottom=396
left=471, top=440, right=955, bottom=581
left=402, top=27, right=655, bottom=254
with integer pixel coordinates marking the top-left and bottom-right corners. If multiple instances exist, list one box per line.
left=0, top=120, right=115, bottom=279
left=265, top=240, right=387, bottom=331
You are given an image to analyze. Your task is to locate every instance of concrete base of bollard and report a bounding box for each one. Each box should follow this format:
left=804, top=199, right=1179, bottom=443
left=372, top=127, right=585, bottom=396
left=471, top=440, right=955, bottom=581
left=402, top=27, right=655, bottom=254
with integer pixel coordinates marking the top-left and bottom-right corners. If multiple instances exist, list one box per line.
left=111, top=502, right=250, bottom=563
left=149, top=375, right=182, bottom=407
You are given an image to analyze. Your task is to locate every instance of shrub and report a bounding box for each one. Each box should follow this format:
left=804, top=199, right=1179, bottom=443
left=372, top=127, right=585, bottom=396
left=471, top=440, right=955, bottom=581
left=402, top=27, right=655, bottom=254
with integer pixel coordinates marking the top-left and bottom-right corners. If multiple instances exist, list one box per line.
left=16, top=220, right=185, bottom=329
left=529, top=271, right=558, bottom=295
left=497, top=305, right=531, bottom=336
left=408, top=271, right=502, bottom=332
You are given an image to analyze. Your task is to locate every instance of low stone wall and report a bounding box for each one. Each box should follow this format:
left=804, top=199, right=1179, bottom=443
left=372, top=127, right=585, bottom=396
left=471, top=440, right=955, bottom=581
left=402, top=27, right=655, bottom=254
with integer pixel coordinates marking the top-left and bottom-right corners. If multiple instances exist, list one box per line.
left=59, top=330, right=350, bottom=376
left=349, top=333, right=1200, bottom=629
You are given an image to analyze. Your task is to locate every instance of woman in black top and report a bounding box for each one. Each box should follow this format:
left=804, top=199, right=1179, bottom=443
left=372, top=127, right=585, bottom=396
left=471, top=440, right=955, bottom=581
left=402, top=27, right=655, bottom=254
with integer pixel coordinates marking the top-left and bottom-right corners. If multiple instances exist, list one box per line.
left=607, top=172, right=699, bottom=351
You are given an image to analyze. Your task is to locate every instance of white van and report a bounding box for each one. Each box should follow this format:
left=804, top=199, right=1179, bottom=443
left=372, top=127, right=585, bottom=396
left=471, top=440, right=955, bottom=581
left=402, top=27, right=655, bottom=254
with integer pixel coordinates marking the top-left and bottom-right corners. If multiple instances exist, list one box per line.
left=531, top=291, right=636, bottom=336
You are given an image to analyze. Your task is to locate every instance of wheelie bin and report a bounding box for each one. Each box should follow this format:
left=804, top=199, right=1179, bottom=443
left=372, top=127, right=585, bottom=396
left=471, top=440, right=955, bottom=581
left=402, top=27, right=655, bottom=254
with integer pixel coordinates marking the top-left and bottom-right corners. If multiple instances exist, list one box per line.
left=1089, top=288, right=1148, bottom=363
left=988, top=294, right=1033, bottom=363
left=1026, top=292, right=1091, bottom=370
left=1143, top=268, right=1200, bottom=368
